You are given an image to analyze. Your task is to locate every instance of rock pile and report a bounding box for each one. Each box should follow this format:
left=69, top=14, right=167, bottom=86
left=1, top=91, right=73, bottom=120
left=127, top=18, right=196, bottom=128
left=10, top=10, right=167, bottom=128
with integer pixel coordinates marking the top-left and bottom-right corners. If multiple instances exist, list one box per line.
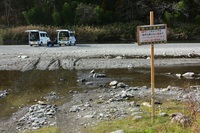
left=16, top=103, right=58, bottom=131
left=171, top=112, right=191, bottom=127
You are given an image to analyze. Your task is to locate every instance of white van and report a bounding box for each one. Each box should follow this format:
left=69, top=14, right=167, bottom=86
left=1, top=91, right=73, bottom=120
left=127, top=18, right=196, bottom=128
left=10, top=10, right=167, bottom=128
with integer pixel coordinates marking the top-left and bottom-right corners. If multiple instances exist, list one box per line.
left=25, top=30, right=51, bottom=46
left=56, top=29, right=76, bottom=46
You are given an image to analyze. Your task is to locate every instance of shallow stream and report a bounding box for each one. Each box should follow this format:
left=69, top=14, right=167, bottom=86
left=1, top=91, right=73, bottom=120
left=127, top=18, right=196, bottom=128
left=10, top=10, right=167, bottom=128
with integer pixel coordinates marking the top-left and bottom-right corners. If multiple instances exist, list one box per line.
left=0, top=66, right=200, bottom=119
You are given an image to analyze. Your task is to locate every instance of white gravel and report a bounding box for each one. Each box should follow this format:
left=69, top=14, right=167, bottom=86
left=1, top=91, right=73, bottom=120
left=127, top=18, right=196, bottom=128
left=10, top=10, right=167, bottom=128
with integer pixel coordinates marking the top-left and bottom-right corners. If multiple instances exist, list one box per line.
left=0, top=43, right=200, bottom=71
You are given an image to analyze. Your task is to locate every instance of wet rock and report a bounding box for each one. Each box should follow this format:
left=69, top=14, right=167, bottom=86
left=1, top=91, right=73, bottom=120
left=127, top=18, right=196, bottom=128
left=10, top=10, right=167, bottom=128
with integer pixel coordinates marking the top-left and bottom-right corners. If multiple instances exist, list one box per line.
left=110, top=86, right=117, bottom=89
left=92, top=73, right=106, bottom=78
left=175, top=74, right=182, bottom=79
left=90, top=69, right=95, bottom=74
left=85, top=82, right=93, bottom=85
left=117, top=82, right=127, bottom=88
left=109, top=81, right=118, bottom=86
left=77, top=78, right=86, bottom=82
left=182, top=72, right=195, bottom=77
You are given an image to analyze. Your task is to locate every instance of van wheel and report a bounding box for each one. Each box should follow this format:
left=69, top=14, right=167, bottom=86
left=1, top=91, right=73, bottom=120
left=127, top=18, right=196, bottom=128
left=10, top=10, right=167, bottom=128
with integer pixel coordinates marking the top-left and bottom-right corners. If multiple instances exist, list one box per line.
left=30, top=44, right=33, bottom=47
left=74, top=43, right=76, bottom=46
left=59, top=44, right=61, bottom=46
left=39, top=42, right=42, bottom=46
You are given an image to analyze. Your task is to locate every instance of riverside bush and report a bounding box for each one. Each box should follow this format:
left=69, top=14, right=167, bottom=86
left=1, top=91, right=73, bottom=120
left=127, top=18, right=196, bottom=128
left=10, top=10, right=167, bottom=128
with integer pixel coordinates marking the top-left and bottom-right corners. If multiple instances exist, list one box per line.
left=0, top=22, right=200, bottom=45
left=168, top=23, right=200, bottom=41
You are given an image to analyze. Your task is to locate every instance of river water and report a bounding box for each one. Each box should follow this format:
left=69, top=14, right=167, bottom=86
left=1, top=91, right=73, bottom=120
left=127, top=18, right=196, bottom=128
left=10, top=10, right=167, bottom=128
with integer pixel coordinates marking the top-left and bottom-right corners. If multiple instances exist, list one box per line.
left=0, top=66, right=200, bottom=119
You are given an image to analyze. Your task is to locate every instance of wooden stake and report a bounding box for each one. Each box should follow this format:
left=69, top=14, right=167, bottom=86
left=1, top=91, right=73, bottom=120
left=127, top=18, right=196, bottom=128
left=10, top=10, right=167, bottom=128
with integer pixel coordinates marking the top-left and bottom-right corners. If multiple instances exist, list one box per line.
left=150, top=11, right=155, bottom=123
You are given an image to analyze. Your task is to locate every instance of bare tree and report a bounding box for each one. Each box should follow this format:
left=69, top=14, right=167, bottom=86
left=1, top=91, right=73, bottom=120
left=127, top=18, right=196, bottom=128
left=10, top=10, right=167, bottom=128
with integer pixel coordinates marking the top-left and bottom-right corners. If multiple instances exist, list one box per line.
left=4, top=0, right=13, bottom=27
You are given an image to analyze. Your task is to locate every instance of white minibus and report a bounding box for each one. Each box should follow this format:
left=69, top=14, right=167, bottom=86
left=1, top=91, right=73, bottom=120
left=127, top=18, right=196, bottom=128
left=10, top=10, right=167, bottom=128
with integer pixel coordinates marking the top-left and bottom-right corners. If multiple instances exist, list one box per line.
left=25, top=30, right=51, bottom=46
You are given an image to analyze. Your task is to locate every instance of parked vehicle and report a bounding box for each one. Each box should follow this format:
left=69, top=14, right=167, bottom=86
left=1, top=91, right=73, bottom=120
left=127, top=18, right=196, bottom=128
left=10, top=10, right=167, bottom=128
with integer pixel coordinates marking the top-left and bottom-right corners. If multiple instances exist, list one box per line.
left=56, top=29, right=76, bottom=46
left=25, top=30, right=51, bottom=46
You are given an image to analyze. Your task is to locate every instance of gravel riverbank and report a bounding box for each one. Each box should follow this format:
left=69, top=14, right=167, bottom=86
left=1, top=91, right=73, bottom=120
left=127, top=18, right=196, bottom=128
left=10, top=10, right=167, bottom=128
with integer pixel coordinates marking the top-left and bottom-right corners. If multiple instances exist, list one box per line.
left=0, top=43, right=200, bottom=71
left=0, top=43, right=200, bottom=133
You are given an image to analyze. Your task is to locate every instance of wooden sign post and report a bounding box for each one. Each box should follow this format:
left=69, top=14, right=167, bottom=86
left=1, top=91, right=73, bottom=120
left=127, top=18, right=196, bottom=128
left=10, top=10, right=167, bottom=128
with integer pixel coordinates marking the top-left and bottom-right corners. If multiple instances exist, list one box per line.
left=137, top=11, right=167, bottom=123
left=150, top=11, right=155, bottom=124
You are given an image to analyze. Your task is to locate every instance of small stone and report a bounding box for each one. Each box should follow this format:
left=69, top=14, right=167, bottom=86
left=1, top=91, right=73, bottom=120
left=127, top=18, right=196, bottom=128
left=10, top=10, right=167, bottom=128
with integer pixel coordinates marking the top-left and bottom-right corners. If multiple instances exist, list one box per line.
left=69, top=106, right=81, bottom=112
left=90, top=69, right=95, bottom=74
left=85, top=82, right=93, bottom=85
left=182, top=72, right=195, bottom=77
left=142, top=102, right=151, bottom=107
left=175, top=74, right=182, bottom=78
left=117, top=82, right=126, bottom=88
left=115, top=56, right=123, bottom=59
left=109, top=81, right=118, bottom=86
left=133, top=116, right=142, bottom=120
left=77, top=78, right=86, bottom=82
left=146, top=57, right=150, bottom=59
left=111, top=129, right=125, bottom=133
left=159, top=112, right=168, bottom=116
left=84, top=115, right=94, bottom=118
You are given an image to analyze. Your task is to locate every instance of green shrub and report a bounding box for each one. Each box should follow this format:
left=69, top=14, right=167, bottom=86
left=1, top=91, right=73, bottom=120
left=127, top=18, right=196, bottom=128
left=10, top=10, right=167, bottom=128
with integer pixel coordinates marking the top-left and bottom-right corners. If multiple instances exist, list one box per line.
left=1, top=21, right=200, bottom=45
left=168, top=23, right=200, bottom=40
left=195, top=15, right=200, bottom=25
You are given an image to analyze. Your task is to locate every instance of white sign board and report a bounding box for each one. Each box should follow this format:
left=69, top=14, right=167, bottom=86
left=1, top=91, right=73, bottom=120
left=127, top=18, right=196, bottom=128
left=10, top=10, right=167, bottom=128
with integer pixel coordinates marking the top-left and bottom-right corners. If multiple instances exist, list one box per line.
left=137, top=24, right=167, bottom=45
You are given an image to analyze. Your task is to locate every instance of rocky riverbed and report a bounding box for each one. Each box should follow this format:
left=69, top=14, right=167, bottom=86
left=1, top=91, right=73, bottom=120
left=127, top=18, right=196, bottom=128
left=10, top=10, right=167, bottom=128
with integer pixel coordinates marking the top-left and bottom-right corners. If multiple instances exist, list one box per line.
left=0, top=43, right=200, bottom=132
left=0, top=69, right=200, bottom=133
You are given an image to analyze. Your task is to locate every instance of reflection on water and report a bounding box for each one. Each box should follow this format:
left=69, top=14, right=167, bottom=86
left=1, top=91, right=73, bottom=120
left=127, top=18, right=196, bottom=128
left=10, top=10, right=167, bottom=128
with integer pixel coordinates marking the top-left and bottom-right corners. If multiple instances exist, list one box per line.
left=0, top=66, right=200, bottom=118
left=105, top=66, right=200, bottom=88
left=0, top=69, right=78, bottom=118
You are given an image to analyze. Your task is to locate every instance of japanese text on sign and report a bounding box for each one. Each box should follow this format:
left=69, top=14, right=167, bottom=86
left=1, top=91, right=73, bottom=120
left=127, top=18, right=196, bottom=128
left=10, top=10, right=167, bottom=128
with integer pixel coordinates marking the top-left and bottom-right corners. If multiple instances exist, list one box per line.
left=137, top=24, right=167, bottom=45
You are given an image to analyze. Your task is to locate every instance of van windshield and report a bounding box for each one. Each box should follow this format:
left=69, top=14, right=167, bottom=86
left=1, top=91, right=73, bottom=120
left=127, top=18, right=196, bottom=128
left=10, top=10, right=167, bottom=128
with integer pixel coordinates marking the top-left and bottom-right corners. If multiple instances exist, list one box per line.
left=30, top=32, right=39, bottom=41
left=59, top=31, right=70, bottom=41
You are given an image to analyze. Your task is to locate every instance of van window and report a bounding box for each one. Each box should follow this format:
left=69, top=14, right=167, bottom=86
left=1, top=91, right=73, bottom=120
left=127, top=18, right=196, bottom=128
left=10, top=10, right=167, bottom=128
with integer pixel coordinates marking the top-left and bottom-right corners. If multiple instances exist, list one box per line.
left=30, top=32, right=39, bottom=41
left=45, top=33, right=48, bottom=37
left=60, top=31, right=69, bottom=37
left=40, top=33, right=45, bottom=37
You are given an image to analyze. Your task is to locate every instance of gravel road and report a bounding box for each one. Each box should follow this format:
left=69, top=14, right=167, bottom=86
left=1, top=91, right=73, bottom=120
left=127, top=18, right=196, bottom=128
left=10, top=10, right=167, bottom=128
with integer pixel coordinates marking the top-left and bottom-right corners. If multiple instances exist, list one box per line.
left=0, top=43, right=200, bottom=71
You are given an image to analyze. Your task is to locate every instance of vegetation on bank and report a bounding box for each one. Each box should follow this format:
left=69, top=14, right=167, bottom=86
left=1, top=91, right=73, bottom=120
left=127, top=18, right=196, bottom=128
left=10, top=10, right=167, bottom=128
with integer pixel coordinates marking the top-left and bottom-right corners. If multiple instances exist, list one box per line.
left=24, top=100, right=200, bottom=133
left=0, top=22, right=200, bottom=45
left=1, top=0, right=200, bottom=44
